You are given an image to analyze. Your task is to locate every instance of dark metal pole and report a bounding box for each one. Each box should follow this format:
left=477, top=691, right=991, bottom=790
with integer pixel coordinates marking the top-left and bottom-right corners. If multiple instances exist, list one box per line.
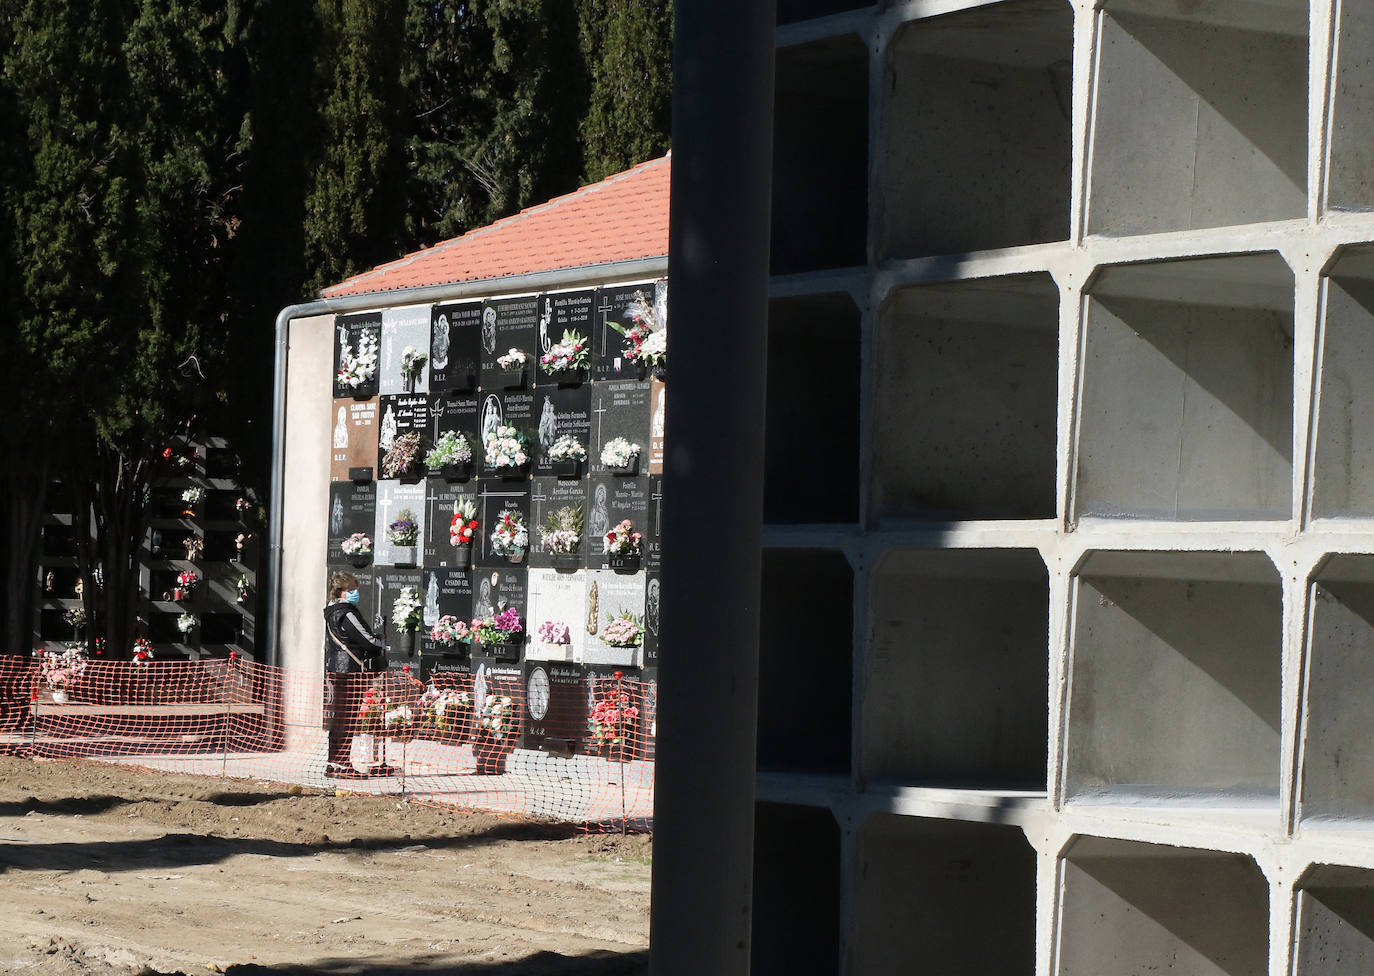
left=650, top=1, right=775, bottom=973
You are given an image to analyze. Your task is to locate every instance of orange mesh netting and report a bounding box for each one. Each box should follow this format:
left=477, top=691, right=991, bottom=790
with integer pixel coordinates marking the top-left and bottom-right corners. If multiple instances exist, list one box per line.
left=1, top=655, right=654, bottom=833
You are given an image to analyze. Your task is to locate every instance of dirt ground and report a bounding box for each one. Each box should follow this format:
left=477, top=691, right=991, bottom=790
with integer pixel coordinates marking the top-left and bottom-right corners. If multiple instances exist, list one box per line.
left=0, top=755, right=651, bottom=975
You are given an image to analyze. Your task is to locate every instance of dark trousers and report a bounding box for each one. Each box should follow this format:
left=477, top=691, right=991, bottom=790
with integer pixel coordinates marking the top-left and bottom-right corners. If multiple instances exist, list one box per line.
left=326, top=671, right=367, bottom=765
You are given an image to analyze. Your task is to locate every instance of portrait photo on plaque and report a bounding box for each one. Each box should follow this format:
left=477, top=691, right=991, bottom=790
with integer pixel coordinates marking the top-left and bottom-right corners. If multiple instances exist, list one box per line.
left=526, top=568, right=587, bottom=662
left=478, top=295, right=540, bottom=389
left=379, top=305, right=431, bottom=396
left=372, top=480, right=427, bottom=567
left=429, top=300, right=483, bottom=393
left=528, top=477, right=590, bottom=570
left=376, top=394, right=433, bottom=480
left=330, top=397, right=380, bottom=482
left=582, top=568, right=646, bottom=668
left=475, top=484, right=531, bottom=568
left=530, top=386, right=592, bottom=476
left=533, top=289, right=596, bottom=387
left=333, top=312, right=382, bottom=399
left=589, top=380, right=653, bottom=476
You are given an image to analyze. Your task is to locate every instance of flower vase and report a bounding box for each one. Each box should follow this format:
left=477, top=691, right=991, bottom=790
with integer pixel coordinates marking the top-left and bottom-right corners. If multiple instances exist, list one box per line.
left=550, top=552, right=581, bottom=571
left=495, top=462, right=529, bottom=481
left=553, top=458, right=582, bottom=479
left=51, top=688, right=68, bottom=705
left=347, top=552, right=372, bottom=569
left=403, top=371, right=416, bottom=394
left=394, top=545, right=417, bottom=567
left=449, top=367, right=476, bottom=394
left=608, top=552, right=641, bottom=571
left=441, top=461, right=472, bottom=482
left=505, top=550, right=525, bottom=565
left=397, top=630, right=417, bottom=657
left=554, top=367, right=587, bottom=387
left=452, top=544, right=472, bottom=569
left=500, top=367, right=525, bottom=389
left=609, top=458, right=639, bottom=477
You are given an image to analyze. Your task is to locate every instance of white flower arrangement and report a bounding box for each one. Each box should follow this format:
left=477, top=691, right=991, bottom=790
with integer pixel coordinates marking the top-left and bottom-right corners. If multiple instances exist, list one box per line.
left=181, top=487, right=205, bottom=506
left=479, top=694, right=516, bottom=739
left=490, top=510, right=530, bottom=558
left=484, top=425, right=530, bottom=470
left=337, top=330, right=379, bottom=388
left=392, top=586, right=423, bottom=632
left=400, top=345, right=428, bottom=376
left=424, top=430, right=473, bottom=468
left=341, top=532, right=372, bottom=555
left=540, top=330, right=590, bottom=374
left=176, top=613, right=198, bottom=635
left=384, top=704, right=414, bottom=729
left=548, top=435, right=587, bottom=462
left=640, top=328, right=666, bottom=362
left=496, top=348, right=528, bottom=369
left=600, top=437, right=641, bottom=469
left=541, top=504, right=583, bottom=554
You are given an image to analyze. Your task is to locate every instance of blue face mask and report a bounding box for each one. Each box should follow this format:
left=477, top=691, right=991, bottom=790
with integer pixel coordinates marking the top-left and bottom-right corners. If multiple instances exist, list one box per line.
left=345, top=589, right=360, bottom=605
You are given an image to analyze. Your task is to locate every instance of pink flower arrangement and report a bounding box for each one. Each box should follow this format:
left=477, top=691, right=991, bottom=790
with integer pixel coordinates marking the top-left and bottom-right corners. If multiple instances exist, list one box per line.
left=590, top=686, right=640, bottom=749
left=430, top=615, right=470, bottom=646
left=603, top=519, right=643, bottom=556
left=469, top=606, right=524, bottom=646
left=600, top=612, right=642, bottom=648
left=537, top=621, right=571, bottom=645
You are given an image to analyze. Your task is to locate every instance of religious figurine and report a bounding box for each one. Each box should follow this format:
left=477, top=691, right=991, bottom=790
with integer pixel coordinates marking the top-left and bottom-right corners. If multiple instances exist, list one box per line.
left=586, top=581, right=599, bottom=635
left=183, top=535, right=204, bottom=562
left=44, top=572, right=54, bottom=593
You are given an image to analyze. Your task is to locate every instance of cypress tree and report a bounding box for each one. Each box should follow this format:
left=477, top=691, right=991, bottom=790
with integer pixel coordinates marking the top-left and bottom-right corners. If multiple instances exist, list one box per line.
left=578, top=0, right=672, bottom=183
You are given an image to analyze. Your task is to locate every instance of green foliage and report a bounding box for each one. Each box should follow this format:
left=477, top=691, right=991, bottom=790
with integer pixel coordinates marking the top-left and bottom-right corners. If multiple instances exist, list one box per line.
left=578, top=0, right=673, bottom=183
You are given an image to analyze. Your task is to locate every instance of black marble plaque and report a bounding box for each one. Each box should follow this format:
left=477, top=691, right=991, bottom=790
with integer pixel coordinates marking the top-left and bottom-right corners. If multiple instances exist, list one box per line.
left=370, top=567, right=422, bottom=669
left=423, top=483, right=479, bottom=566
left=332, top=312, right=382, bottom=399
left=470, top=564, right=528, bottom=640
left=642, top=571, right=661, bottom=670
left=422, top=653, right=474, bottom=684
left=592, top=283, right=658, bottom=380
left=476, top=390, right=536, bottom=478
left=588, top=475, right=650, bottom=570
left=428, top=392, right=479, bottom=473
left=430, top=301, right=482, bottom=392
left=589, top=381, right=652, bottom=476
left=475, top=484, right=531, bottom=568
left=470, top=658, right=525, bottom=716
left=376, top=394, right=433, bottom=479
left=327, top=482, right=377, bottom=563
left=530, top=386, right=592, bottom=475
left=645, top=476, right=664, bottom=574
left=419, top=568, right=474, bottom=656
left=533, top=289, right=596, bottom=387
left=520, top=661, right=587, bottom=753
left=478, top=296, right=540, bottom=388
left=379, top=305, right=432, bottom=396
left=528, top=477, right=590, bottom=570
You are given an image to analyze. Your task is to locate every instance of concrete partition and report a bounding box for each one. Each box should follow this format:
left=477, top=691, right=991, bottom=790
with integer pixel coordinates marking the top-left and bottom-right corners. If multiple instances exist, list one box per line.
left=1074, top=254, right=1295, bottom=521
left=874, top=274, right=1059, bottom=521
left=1057, top=836, right=1269, bottom=976
left=864, top=548, right=1048, bottom=788
left=879, top=0, right=1072, bottom=259
left=1065, top=550, right=1282, bottom=805
left=854, top=815, right=1036, bottom=975
left=1312, top=247, right=1374, bottom=518
left=1086, top=0, right=1308, bottom=235
left=752, top=803, right=841, bottom=976
left=1295, top=865, right=1374, bottom=975
left=1327, top=1, right=1374, bottom=212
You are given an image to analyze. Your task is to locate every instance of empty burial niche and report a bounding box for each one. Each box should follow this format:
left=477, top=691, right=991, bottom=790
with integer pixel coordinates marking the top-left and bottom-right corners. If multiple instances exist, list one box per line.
left=1312, top=247, right=1374, bottom=519
left=1057, top=837, right=1269, bottom=976
left=772, top=36, right=868, bottom=275
left=757, top=549, right=852, bottom=774
left=880, top=0, right=1072, bottom=259
left=854, top=816, right=1036, bottom=975
left=1299, top=555, right=1374, bottom=824
left=1327, top=2, right=1374, bottom=212
left=1295, top=865, right=1374, bottom=975
left=1074, top=253, right=1294, bottom=521
left=752, top=803, right=841, bottom=976
left=1086, top=0, right=1307, bottom=235
left=874, top=273, right=1058, bottom=522
left=865, top=548, right=1048, bottom=788
left=1066, top=551, right=1282, bottom=806
left=766, top=293, right=860, bottom=524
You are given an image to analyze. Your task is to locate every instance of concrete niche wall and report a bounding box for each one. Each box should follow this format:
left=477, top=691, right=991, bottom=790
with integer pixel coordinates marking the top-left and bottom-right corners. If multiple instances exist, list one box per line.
left=874, top=274, right=1059, bottom=522
left=1057, top=837, right=1269, bottom=976
left=1294, top=865, right=1374, bottom=976
left=1074, top=253, right=1294, bottom=521
left=865, top=548, right=1048, bottom=788
left=751, top=803, right=841, bottom=976
left=854, top=816, right=1036, bottom=976
left=1065, top=550, right=1282, bottom=804
left=1299, top=554, right=1374, bottom=823
left=1312, top=247, right=1374, bottom=518
left=879, top=0, right=1072, bottom=259
left=772, top=36, right=868, bottom=275
left=1327, top=1, right=1374, bottom=212
left=1086, top=0, right=1308, bottom=236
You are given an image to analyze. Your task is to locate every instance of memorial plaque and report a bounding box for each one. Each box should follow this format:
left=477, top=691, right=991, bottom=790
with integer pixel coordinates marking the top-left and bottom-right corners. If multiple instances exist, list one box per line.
left=470, top=564, right=528, bottom=635
left=378, top=305, right=431, bottom=396
left=370, top=567, right=423, bottom=670
left=419, top=567, right=474, bottom=657
left=376, top=394, right=432, bottom=479
left=469, top=657, right=525, bottom=751
left=429, top=393, right=480, bottom=478
left=326, top=482, right=377, bottom=563
left=520, top=661, right=587, bottom=753
left=429, top=301, right=482, bottom=393
left=421, top=652, right=474, bottom=686
left=648, top=377, right=666, bottom=474
left=592, top=282, right=658, bottom=380
left=588, top=475, right=651, bottom=571
left=423, top=483, right=479, bottom=566
left=533, top=289, right=596, bottom=387
left=476, top=390, right=535, bottom=479
left=530, top=386, right=592, bottom=476
left=641, top=572, right=662, bottom=670
left=589, top=380, right=653, bottom=476
left=528, top=477, right=590, bottom=570
left=645, top=476, right=664, bottom=574
left=332, top=312, right=382, bottom=399
left=582, top=568, right=646, bottom=668
left=526, top=568, right=586, bottom=662
left=373, top=481, right=427, bottom=566
left=329, top=398, right=380, bottom=481
left=584, top=665, right=646, bottom=757
left=475, top=484, right=530, bottom=568
left=478, top=296, right=539, bottom=389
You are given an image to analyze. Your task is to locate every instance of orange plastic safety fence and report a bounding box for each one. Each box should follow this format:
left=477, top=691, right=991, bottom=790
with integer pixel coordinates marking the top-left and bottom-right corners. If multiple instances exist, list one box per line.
left=2, top=656, right=654, bottom=833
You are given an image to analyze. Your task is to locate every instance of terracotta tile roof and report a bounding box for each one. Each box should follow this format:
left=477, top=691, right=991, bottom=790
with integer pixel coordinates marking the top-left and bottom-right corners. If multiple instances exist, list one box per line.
left=321, top=153, right=671, bottom=298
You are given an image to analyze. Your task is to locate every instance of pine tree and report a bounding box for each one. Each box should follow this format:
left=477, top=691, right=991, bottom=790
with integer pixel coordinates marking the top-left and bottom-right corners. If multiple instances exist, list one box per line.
left=578, top=0, right=673, bottom=183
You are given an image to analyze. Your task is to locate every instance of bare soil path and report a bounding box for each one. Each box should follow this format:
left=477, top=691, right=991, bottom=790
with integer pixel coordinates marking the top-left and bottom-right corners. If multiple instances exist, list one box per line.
left=0, top=755, right=650, bottom=975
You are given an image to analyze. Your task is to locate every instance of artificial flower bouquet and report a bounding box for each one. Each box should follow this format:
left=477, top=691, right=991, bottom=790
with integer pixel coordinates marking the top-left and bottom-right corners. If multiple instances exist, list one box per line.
left=484, top=425, right=530, bottom=473
left=490, top=510, right=529, bottom=561
left=381, top=430, right=423, bottom=479
left=541, top=505, right=583, bottom=555
left=392, top=586, right=423, bottom=633
left=387, top=511, right=419, bottom=547
left=449, top=499, right=478, bottom=547
left=600, top=437, right=641, bottom=472
left=600, top=610, right=643, bottom=648
left=540, top=329, right=590, bottom=376
left=429, top=614, right=470, bottom=647
left=603, top=519, right=643, bottom=556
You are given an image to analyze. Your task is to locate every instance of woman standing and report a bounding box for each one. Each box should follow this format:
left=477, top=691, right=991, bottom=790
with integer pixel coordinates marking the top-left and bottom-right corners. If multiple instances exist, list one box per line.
left=322, top=571, right=386, bottom=778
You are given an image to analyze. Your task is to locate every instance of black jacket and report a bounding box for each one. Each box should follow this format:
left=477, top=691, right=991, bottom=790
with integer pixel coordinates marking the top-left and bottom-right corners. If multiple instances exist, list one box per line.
left=323, top=601, right=386, bottom=674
